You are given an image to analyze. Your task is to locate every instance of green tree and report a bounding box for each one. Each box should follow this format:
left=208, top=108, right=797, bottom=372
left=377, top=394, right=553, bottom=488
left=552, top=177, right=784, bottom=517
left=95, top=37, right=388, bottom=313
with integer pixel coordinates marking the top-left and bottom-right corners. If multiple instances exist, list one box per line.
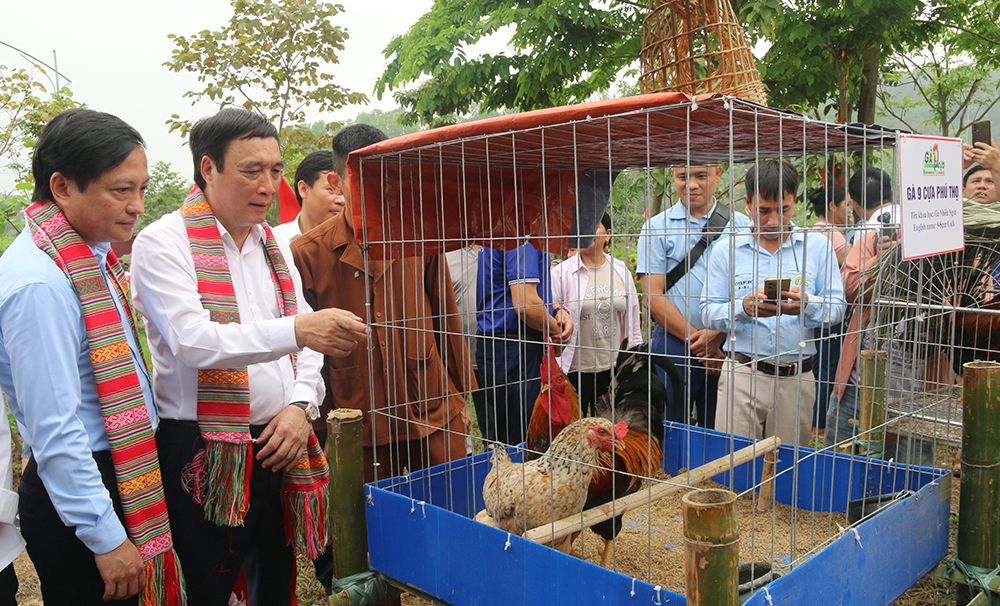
left=137, top=162, right=190, bottom=233
left=374, top=0, right=643, bottom=127
left=878, top=46, right=1000, bottom=137
left=736, top=0, right=938, bottom=124
left=163, top=0, right=366, bottom=138
left=280, top=110, right=422, bottom=184
left=280, top=121, right=340, bottom=183
left=381, top=0, right=999, bottom=129
left=338, top=108, right=422, bottom=139
left=0, top=64, right=82, bottom=242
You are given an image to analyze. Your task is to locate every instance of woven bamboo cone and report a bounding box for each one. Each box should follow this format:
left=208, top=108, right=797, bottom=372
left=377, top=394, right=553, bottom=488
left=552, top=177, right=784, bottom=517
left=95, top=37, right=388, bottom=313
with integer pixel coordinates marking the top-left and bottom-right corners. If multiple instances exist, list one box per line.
left=639, top=0, right=768, bottom=105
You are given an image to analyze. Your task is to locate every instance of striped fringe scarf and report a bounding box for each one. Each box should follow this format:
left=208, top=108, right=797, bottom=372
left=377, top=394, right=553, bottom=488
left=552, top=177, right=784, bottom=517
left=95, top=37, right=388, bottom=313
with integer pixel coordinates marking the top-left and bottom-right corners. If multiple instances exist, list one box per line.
left=178, top=186, right=330, bottom=559
left=25, top=202, right=185, bottom=605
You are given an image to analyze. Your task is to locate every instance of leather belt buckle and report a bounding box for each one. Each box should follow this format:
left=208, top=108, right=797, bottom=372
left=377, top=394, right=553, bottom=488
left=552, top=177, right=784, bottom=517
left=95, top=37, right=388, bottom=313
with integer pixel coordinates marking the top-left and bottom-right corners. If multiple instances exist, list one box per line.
left=774, top=362, right=797, bottom=377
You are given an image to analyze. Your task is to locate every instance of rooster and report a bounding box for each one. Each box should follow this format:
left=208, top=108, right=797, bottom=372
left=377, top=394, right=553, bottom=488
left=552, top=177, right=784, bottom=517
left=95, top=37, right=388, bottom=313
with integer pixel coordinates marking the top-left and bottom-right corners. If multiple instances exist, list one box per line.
left=524, top=345, right=581, bottom=459
left=524, top=342, right=681, bottom=462
left=481, top=417, right=627, bottom=552
left=586, top=344, right=671, bottom=566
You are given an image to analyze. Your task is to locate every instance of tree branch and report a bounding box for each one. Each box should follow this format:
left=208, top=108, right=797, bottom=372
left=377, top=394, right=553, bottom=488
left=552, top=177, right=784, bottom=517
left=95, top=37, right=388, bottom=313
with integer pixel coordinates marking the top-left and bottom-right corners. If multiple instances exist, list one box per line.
left=877, top=92, right=918, bottom=132
left=598, top=22, right=638, bottom=35
left=914, top=19, right=1000, bottom=46
left=611, top=0, right=648, bottom=10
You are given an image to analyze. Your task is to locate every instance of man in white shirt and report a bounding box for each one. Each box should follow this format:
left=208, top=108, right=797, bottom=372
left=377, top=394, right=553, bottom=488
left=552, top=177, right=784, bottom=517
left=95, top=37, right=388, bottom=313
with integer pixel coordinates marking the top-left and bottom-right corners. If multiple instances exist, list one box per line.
left=273, top=150, right=345, bottom=243
left=846, top=167, right=898, bottom=245
left=131, top=108, right=367, bottom=605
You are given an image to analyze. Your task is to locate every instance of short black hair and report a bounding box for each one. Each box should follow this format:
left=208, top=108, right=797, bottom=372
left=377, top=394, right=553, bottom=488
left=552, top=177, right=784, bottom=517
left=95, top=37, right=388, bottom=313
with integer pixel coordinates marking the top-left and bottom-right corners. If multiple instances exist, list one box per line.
left=965, top=164, right=989, bottom=188
left=848, top=167, right=892, bottom=210
left=189, top=108, right=278, bottom=189
left=599, top=211, right=612, bottom=231
left=293, top=151, right=334, bottom=205
left=808, top=182, right=846, bottom=218
left=744, top=159, right=799, bottom=202
left=332, top=124, right=388, bottom=175
left=32, top=108, right=145, bottom=202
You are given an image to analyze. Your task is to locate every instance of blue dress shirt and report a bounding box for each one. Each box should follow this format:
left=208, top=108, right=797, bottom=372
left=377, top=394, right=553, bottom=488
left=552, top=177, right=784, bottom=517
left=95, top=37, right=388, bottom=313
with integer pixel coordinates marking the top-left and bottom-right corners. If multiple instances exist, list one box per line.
left=636, top=201, right=752, bottom=330
left=0, top=230, right=156, bottom=554
left=699, top=228, right=846, bottom=363
left=476, top=242, right=553, bottom=336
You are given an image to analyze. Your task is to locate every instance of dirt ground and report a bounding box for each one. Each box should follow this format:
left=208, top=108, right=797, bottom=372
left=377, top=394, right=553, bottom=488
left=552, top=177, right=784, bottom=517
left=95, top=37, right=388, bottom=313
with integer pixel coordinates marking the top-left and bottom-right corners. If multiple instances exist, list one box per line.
left=7, top=433, right=962, bottom=605
left=571, top=475, right=847, bottom=595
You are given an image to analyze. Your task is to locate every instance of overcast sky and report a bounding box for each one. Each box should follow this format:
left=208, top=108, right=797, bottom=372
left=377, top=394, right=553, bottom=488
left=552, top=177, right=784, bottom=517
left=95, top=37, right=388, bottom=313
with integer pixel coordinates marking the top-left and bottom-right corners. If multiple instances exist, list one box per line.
left=1, top=0, right=433, bottom=184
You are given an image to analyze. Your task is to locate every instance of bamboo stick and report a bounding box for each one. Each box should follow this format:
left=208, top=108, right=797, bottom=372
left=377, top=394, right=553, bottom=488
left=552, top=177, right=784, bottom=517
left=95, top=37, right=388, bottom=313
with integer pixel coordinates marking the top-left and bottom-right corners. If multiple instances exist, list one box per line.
left=684, top=489, right=739, bottom=606
left=855, top=350, right=887, bottom=457
left=524, top=436, right=781, bottom=545
left=967, top=591, right=992, bottom=606
left=329, top=408, right=368, bottom=579
left=756, top=452, right=777, bottom=512
left=956, top=361, right=1000, bottom=606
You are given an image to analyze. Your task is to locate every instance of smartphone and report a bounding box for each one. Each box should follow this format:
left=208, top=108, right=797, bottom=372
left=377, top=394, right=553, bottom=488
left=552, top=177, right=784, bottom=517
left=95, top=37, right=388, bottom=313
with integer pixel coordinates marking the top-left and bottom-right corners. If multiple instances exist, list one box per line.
left=764, top=277, right=790, bottom=302
left=877, top=211, right=898, bottom=242
left=973, top=120, right=992, bottom=146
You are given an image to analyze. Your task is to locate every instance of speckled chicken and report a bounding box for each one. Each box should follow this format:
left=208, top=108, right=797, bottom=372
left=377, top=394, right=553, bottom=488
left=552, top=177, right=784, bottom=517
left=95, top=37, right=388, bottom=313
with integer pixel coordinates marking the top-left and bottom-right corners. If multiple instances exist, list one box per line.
left=481, top=417, right=627, bottom=547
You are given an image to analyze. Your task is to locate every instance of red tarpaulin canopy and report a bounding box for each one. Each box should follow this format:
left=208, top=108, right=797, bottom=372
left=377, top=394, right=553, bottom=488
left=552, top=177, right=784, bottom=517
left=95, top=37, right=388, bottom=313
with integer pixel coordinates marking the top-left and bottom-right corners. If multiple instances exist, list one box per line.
left=345, top=92, right=900, bottom=258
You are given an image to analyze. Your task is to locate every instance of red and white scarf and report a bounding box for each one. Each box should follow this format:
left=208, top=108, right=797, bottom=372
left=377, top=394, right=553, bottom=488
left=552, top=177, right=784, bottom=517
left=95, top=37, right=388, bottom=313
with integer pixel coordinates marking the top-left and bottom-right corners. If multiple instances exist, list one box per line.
left=25, top=201, right=186, bottom=605
left=178, top=186, right=329, bottom=558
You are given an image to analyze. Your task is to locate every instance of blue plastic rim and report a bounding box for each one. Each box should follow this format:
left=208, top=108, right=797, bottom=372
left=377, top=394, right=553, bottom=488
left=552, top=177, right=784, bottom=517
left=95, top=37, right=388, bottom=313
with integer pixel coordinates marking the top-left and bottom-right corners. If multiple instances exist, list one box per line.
left=366, top=423, right=950, bottom=606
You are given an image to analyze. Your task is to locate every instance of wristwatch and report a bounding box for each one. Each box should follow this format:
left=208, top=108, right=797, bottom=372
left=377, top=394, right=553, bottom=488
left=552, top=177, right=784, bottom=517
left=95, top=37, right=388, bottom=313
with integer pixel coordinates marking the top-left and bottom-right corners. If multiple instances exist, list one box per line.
left=290, top=400, right=320, bottom=422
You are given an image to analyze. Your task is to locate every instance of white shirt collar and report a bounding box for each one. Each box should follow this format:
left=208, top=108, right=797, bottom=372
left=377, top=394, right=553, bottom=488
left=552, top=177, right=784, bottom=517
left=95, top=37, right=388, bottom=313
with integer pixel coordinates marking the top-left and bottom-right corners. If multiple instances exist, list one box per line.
left=214, top=218, right=266, bottom=251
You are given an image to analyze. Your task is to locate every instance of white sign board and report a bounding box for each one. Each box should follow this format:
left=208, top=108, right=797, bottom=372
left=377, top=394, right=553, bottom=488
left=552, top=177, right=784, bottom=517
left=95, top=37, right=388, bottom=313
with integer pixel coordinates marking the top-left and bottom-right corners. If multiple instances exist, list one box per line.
left=898, top=134, right=964, bottom=260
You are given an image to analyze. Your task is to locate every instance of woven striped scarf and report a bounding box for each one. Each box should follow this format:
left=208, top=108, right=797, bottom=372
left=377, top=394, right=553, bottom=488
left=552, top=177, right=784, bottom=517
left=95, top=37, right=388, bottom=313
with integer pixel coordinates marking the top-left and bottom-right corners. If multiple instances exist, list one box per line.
left=25, top=201, right=185, bottom=605
left=178, top=186, right=330, bottom=559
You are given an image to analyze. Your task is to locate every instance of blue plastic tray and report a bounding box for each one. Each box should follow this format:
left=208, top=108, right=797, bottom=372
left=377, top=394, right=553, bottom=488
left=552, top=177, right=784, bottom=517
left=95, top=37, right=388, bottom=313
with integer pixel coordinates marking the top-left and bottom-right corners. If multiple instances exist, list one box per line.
left=367, top=423, right=950, bottom=605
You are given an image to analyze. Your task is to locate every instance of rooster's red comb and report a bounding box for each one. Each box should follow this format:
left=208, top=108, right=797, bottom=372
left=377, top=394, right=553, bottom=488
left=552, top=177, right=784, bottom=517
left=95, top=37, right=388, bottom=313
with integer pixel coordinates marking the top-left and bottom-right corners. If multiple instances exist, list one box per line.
left=613, top=421, right=629, bottom=441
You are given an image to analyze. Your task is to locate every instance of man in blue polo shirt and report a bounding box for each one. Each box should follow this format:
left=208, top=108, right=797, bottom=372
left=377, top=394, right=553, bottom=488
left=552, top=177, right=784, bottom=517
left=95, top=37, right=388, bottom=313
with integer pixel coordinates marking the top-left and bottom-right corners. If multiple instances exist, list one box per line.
left=701, top=159, right=845, bottom=447
left=475, top=241, right=573, bottom=446
left=637, top=165, right=751, bottom=429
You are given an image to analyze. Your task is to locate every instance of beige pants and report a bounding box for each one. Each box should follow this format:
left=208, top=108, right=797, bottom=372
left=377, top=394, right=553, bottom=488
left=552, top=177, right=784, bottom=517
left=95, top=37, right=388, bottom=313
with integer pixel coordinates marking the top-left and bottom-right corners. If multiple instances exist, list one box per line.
left=714, top=358, right=816, bottom=447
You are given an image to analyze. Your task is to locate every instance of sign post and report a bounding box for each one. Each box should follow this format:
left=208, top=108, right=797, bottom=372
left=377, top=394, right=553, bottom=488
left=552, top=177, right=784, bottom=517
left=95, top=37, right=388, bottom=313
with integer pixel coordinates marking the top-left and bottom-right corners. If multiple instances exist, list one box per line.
left=898, top=135, right=965, bottom=260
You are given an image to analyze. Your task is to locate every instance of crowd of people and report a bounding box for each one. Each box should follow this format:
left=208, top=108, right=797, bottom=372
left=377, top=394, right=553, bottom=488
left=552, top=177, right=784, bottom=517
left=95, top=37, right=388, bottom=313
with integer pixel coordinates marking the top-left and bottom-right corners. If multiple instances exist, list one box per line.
left=0, top=103, right=996, bottom=606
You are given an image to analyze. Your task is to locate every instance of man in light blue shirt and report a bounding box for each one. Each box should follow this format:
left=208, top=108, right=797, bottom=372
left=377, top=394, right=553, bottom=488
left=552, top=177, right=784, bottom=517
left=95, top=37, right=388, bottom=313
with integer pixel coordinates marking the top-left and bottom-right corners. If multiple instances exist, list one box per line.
left=0, top=110, right=152, bottom=604
left=701, top=159, right=845, bottom=446
left=637, top=165, right=751, bottom=429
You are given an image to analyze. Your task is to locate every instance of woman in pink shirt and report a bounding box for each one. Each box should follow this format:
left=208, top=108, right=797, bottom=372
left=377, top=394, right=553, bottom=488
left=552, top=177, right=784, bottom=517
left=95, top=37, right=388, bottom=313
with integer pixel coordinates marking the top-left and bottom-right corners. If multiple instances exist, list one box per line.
left=550, top=213, right=643, bottom=416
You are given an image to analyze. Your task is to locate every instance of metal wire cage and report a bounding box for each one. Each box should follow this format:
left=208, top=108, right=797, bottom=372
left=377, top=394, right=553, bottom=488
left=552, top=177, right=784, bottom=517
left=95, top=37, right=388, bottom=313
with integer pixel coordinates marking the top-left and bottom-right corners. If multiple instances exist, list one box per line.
left=339, top=93, right=952, bottom=606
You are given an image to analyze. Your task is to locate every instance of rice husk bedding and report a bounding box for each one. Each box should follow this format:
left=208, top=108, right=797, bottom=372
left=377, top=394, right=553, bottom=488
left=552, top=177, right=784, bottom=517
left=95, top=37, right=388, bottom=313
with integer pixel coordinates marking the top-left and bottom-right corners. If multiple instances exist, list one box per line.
left=570, top=472, right=848, bottom=594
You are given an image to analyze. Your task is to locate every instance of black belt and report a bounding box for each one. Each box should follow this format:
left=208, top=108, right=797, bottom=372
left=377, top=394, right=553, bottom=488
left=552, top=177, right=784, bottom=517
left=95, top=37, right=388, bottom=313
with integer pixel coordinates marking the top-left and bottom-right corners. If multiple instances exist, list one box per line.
left=159, top=418, right=271, bottom=439
left=733, top=352, right=813, bottom=377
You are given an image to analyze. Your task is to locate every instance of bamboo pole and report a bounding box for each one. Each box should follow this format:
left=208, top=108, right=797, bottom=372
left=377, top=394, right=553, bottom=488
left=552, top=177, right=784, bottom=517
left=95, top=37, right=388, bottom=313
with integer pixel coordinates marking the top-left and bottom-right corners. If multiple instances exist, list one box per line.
left=524, top=436, right=781, bottom=545
left=683, top=489, right=739, bottom=606
left=956, top=361, right=1000, bottom=606
left=329, top=408, right=368, bottom=579
left=855, top=350, right=887, bottom=457
left=756, top=452, right=777, bottom=512
left=968, top=591, right=992, bottom=606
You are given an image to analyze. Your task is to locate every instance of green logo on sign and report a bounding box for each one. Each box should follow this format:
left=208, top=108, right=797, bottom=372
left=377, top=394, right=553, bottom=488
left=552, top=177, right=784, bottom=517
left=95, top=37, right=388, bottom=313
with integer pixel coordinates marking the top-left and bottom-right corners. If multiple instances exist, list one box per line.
left=924, top=144, right=945, bottom=176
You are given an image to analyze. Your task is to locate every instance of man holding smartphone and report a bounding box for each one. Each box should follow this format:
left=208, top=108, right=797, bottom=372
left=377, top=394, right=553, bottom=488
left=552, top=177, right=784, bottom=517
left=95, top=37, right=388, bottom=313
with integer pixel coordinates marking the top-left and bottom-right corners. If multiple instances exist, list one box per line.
left=964, top=121, right=999, bottom=205
left=700, top=160, right=845, bottom=446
